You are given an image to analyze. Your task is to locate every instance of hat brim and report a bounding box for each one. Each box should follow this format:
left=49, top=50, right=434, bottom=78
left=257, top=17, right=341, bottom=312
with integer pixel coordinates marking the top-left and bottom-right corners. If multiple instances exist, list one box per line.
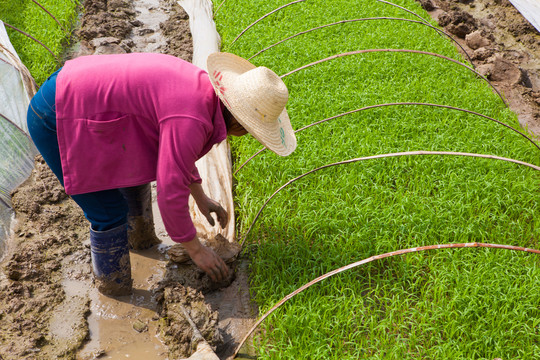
left=207, top=52, right=296, bottom=157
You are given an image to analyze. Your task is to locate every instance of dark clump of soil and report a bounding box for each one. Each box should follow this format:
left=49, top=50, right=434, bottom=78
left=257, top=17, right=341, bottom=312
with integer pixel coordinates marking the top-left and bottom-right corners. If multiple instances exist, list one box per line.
left=77, top=0, right=136, bottom=44
left=418, top=0, right=540, bottom=135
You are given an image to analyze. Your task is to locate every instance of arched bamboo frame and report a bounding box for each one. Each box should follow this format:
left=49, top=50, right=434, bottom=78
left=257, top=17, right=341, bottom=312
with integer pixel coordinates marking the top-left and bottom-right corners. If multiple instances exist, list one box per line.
left=2, top=22, right=58, bottom=60
left=30, top=0, right=69, bottom=35
left=234, top=103, right=539, bottom=175
left=233, top=241, right=540, bottom=358
left=249, top=18, right=473, bottom=65
left=230, top=0, right=306, bottom=45
left=240, top=151, right=540, bottom=247
left=280, top=49, right=507, bottom=105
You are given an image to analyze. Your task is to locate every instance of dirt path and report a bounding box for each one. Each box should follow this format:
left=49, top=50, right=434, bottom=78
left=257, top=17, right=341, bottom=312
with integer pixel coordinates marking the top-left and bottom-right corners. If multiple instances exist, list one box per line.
left=418, top=0, right=540, bottom=136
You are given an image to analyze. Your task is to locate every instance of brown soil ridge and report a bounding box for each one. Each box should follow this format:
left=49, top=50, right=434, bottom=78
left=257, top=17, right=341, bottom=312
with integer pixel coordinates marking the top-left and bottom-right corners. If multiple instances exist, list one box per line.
left=418, top=0, right=540, bottom=136
left=0, top=156, right=89, bottom=359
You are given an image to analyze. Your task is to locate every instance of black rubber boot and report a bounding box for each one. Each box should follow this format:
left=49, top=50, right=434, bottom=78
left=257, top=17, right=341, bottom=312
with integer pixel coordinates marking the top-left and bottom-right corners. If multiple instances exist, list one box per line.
left=119, top=183, right=162, bottom=250
left=90, top=224, right=133, bottom=296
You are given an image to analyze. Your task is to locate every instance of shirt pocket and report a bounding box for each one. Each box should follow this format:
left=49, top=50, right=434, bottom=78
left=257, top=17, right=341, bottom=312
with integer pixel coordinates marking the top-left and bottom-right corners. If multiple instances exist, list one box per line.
left=85, top=113, right=128, bottom=135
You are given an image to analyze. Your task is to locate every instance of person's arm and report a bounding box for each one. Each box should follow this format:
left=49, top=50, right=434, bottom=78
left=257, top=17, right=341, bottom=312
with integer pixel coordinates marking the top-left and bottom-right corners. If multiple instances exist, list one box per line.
left=157, top=117, right=229, bottom=281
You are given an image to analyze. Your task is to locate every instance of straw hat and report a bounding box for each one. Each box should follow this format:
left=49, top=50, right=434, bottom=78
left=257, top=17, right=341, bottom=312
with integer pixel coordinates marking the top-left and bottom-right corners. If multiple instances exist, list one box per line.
left=207, top=52, right=296, bottom=156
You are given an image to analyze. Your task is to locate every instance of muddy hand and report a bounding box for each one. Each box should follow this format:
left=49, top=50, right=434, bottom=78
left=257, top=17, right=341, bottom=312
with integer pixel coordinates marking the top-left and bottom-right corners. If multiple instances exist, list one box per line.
left=182, top=237, right=229, bottom=282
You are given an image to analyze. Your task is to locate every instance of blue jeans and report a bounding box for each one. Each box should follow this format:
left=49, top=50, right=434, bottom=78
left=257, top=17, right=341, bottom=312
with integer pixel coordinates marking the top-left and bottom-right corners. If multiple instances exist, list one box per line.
left=27, top=69, right=128, bottom=231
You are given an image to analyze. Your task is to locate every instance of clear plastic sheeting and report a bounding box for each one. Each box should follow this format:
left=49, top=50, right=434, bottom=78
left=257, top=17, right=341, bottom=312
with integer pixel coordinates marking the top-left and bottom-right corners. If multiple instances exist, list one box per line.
left=0, top=113, right=36, bottom=207
left=177, top=0, right=236, bottom=243
left=0, top=21, right=38, bottom=208
left=0, top=21, right=36, bottom=132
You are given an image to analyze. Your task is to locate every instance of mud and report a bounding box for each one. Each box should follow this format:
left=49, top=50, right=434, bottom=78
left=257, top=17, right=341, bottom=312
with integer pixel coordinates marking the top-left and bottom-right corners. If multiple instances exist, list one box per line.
left=0, top=156, right=89, bottom=359
left=0, top=0, right=256, bottom=359
left=158, top=286, right=222, bottom=358
left=419, top=0, right=540, bottom=136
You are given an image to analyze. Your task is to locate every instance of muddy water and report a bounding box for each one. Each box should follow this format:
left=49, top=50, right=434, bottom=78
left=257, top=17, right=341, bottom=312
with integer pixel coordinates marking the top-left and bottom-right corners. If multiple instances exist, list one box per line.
left=1, top=0, right=256, bottom=358
left=78, top=238, right=175, bottom=360
left=131, top=0, right=169, bottom=53
left=75, top=0, right=177, bottom=356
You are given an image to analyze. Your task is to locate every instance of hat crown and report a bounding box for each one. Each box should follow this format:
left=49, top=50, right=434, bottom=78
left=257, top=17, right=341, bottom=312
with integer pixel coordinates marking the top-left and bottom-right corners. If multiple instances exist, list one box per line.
left=232, top=67, right=288, bottom=123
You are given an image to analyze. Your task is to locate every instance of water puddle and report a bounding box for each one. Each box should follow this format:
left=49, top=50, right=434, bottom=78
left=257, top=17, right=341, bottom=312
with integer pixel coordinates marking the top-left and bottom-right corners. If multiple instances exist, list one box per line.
left=78, top=239, right=176, bottom=360
left=131, top=0, right=170, bottom=53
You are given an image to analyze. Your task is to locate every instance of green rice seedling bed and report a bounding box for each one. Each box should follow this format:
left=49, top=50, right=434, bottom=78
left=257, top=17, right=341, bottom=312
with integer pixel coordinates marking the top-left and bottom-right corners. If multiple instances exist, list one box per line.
left=213, top=0, right=540, bottom=358
left=0, top=0, right=79, bottom=85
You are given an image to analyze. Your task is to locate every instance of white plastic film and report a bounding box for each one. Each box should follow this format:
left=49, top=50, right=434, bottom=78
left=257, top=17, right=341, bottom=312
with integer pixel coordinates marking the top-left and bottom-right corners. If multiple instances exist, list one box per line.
left=0, top=21, right=38, bottom=207
left=508, top=0, right=540, bottom=33
left=177, top=0, right=236, bottom=243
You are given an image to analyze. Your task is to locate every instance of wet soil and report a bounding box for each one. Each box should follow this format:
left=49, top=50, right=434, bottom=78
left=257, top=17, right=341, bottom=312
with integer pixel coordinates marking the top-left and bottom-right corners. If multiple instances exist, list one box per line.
left=0, top=0, right=256, bottom=359
left=418, top=0, right=540, bottom=136
left=0, top=156, right=89, bottom=359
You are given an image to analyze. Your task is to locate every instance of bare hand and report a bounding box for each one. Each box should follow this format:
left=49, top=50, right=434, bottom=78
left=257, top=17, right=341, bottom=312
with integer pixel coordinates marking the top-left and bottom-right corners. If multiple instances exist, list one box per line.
left=182, top=237, right=229, bottom=282
left=197, top=196, right=228, bottom=229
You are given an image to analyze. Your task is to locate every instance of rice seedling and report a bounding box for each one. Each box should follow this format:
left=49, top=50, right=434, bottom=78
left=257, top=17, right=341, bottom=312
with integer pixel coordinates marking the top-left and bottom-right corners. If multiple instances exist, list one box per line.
left=0, top=0, right=79, bottom=84
left=213, top=0, right=540, bottom=358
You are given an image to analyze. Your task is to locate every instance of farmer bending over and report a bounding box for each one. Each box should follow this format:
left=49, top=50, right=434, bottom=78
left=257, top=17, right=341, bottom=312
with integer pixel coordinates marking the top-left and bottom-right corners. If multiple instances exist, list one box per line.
left=27, top=52, right=296, bottom=296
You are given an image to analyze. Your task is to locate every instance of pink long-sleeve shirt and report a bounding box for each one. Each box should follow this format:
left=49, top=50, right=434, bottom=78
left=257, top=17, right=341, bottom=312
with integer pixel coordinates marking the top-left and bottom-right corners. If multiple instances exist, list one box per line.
left=55, top=53, right=227, bottom=242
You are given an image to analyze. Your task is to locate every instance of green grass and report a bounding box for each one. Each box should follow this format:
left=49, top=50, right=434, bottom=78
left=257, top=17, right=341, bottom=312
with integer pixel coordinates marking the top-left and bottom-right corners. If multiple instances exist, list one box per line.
left=0, top=0, right=79, bottom=85
left=213, top=0, right=540, bottom=358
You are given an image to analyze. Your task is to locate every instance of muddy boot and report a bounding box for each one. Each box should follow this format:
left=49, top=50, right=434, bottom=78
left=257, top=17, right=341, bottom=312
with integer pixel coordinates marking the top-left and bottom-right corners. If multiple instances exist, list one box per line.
left=119, top=184, right=161, bottom=250
left=90, top=224, right=133, bottom=296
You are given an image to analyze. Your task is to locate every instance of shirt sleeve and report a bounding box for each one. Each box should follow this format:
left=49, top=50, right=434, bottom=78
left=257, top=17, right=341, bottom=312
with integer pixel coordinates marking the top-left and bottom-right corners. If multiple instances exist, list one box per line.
left=156, top=117, right=210, bottom=243
left=191, top=165, right=202, bottom=184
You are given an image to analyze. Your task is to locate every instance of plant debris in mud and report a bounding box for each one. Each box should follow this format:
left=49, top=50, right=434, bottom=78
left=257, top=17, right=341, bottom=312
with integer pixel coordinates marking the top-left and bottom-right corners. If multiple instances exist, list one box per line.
left=157, top=285, right=222, bottom=358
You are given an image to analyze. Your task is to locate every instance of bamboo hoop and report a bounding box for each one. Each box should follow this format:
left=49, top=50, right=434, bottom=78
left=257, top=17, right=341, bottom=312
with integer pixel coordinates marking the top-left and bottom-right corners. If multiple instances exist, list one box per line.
left=230, top=0, right=306, bottom=46
left=233, top=241, right=540, bottom=358
left=240, top=151, right=540, bottom=247
left=3, top=22, right=58, bottom=60
left=376, top=0, right=431, bottom=25
left=280, top=49, right=507, bottom=106
left=249, top=18, right=474, bottom=66
left=234, top=102, right=540, bottom=174
left=214, top=0, right=227, bottom=17
left=30, top=0, right=69, bottom=35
